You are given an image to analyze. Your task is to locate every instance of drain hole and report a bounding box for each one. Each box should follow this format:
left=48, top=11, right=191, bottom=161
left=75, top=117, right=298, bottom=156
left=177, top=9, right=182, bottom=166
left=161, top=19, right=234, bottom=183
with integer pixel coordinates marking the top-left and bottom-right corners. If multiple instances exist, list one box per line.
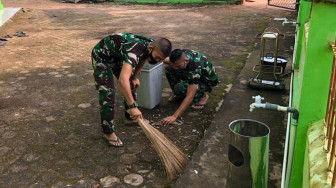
left=228, top=144, right=244, bottom=166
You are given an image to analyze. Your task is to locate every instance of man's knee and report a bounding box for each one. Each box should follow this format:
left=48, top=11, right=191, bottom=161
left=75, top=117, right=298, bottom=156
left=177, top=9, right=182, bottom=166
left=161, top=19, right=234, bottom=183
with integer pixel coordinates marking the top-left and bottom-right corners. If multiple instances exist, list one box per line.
left=172, top=84, right=180, bottom=95
left=193, top=92, right=205, bottom=103
left=173, top=82, right=187, bottom=96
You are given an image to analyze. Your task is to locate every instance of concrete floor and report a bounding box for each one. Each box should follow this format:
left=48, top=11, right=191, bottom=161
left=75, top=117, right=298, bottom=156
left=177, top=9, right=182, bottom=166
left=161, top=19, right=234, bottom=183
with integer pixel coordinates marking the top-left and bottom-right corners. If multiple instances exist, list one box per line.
left=0, top=8, right=21, bottom=28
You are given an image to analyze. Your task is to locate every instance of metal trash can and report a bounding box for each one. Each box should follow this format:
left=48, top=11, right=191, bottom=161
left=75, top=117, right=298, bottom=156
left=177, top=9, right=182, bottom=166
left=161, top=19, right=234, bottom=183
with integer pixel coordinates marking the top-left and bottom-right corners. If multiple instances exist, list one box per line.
left=227, top=119, right=270, bottom=188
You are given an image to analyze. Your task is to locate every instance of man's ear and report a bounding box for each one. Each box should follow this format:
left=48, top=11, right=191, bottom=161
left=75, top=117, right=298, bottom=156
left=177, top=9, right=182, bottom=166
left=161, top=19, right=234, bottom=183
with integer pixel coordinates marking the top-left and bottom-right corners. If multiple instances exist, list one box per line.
left=147, top=43, right=154, bottom=51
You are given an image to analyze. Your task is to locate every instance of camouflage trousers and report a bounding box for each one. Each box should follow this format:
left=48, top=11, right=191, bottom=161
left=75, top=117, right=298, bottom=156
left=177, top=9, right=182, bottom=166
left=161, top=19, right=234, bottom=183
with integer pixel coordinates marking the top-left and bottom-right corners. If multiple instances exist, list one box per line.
left=165, top=65, right=210, bottom=103
left=92, top=56, right=136, bottom=134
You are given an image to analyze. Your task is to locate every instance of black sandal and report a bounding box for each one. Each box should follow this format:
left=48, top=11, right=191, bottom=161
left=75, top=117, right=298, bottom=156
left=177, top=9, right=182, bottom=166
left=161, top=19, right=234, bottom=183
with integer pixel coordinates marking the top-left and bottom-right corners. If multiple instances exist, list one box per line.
left=103, top=136, right=124, bottom=147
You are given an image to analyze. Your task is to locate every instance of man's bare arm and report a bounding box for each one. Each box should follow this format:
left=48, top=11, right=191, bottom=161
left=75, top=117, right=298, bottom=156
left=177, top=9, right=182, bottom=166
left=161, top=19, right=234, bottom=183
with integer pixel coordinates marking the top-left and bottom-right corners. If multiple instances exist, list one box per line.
left=172, top=84, right=197, bottom=118
left=132, top=59, right=147, bottom=79
left=158, top=84, right=197, bottom=125
left=119, top=63, right=136, bottom=105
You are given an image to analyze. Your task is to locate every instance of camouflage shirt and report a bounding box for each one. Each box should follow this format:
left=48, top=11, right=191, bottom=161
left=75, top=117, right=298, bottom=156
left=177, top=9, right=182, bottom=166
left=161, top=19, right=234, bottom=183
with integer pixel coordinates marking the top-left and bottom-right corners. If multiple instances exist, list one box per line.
left=184, top=49, right=219, bottom=87
left=92, top=32, right=154, bottom=68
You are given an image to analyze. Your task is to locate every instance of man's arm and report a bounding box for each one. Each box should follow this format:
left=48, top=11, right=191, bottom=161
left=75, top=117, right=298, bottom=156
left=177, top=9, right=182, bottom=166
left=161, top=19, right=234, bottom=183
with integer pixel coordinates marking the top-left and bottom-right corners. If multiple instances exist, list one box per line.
left=159, top=84, right=197, bottom=125
left=132, top=59, right=146, bottom=79
left=173, top=84, right=197, bottom=118
left=130, top=59, right=147, bottom=89
left=119, top=63, right=135, bottom=105
left=119, top=63, right=142, bottom=120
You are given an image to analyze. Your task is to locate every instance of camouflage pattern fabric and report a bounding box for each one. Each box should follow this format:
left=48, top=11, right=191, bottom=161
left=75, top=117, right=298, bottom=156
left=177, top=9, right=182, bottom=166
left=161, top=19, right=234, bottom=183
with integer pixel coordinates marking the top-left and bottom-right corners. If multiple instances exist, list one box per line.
left=165, top=49, right=218, bottom=103
left=92, top=32, right=154, bottom=69
left=91, top=32, right=154, bottom=134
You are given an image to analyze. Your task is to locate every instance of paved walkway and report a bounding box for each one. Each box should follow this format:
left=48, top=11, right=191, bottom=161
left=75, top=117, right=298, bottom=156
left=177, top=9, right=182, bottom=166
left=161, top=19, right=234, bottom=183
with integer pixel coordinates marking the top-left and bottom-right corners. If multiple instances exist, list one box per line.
left=174, top=14, right=296, bottom=188
left=0, top=8, right=21, bottom=27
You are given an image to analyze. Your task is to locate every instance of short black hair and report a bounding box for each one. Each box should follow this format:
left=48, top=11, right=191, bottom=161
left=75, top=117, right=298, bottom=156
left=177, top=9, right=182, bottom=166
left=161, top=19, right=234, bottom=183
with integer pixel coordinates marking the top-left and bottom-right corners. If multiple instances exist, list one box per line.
left=157, top=38, right=172, bottom=58
left=169, top=49, right=184, bottom=63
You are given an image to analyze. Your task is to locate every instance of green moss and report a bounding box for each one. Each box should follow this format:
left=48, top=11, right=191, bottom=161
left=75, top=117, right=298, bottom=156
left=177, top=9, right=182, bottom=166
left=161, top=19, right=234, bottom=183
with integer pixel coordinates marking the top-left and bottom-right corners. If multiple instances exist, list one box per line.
left=207, top=84, right=227, bottom=109
left=255, top=17, right=272, bottom=33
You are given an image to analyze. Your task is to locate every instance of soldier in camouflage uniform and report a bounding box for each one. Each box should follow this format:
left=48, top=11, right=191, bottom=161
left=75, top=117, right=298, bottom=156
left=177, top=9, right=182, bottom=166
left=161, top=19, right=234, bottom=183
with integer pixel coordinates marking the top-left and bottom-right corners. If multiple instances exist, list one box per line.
left=159, top=49, right=218, bottom=125
left=92, top=32, right=172, bottom=147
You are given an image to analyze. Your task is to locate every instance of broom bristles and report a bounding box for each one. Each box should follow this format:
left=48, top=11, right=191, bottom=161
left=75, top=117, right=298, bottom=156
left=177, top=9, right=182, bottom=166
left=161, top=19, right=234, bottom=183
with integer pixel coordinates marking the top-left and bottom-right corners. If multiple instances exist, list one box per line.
left=138, top=118, right=188, bottom=181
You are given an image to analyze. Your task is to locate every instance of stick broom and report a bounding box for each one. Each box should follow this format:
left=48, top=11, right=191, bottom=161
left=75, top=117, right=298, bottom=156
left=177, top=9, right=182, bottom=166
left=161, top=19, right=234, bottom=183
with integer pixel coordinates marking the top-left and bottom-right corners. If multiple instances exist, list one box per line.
left=138, top=118, right=188, bottom=181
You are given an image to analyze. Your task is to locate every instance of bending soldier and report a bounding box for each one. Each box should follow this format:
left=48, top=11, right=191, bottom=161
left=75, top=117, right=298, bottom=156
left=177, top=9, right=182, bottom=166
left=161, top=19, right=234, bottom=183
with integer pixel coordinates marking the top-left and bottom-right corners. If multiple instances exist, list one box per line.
left=159, top=49, right=218, bottom=125
left=92, top=32, right=172, bottom=146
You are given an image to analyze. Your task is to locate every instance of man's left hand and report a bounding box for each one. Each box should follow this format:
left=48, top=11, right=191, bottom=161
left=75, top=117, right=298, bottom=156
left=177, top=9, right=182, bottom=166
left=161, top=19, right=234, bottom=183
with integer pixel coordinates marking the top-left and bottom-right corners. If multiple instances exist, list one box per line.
left=132, top=78, right=140, bottom=89
left=159, top=115, right=177, bottom=126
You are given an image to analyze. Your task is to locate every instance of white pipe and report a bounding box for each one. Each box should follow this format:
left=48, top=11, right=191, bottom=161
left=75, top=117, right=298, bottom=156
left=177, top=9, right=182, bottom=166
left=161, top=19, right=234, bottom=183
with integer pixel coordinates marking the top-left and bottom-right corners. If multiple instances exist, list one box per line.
left=281, top=71, right=293, bottom=188
left=281, top=23, right=299, bottom=188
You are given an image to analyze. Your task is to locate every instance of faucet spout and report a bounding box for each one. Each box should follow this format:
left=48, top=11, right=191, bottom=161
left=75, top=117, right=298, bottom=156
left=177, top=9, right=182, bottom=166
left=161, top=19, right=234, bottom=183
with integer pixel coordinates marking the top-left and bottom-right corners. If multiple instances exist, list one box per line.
left=250, top=103, right=266, bottom=112
left=282, top=19, right=300, bottom=26
left=249, top=95, right=266, bottom=112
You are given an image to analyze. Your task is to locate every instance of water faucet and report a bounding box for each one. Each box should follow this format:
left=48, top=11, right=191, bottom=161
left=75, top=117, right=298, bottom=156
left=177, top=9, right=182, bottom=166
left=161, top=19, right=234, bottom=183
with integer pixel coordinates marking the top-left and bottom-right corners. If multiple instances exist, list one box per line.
left=282, top=19, right=300, bottom=27
left=249, top=95, right=266, bottom=112
left=250, top=95, right=299, bottom=121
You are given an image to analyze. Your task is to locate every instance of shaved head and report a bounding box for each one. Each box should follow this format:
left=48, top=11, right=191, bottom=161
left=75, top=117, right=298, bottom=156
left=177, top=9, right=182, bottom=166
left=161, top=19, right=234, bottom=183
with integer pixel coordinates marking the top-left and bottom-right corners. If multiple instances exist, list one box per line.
left=169, top=49, right=184, bottom=63
left=153, top=38, right=172, bottom=58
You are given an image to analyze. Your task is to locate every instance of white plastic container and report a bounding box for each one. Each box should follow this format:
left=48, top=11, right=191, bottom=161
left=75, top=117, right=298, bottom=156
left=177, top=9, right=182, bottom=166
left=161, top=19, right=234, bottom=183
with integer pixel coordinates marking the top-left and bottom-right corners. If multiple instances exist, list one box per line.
left=136, top=62, right=163, bottom=109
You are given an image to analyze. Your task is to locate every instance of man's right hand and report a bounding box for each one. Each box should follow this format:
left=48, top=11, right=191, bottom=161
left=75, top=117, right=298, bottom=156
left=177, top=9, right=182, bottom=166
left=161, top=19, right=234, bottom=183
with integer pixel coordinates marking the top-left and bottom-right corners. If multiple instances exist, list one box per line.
left=127, top=107, right=142, bottom=121
left=162, top=57, right=171, bottom=64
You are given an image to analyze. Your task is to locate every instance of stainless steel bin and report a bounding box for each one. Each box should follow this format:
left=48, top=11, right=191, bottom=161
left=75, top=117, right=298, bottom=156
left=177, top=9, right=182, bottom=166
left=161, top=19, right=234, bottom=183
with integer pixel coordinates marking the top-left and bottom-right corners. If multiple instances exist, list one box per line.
left=227, top=119, right=270, bottom=188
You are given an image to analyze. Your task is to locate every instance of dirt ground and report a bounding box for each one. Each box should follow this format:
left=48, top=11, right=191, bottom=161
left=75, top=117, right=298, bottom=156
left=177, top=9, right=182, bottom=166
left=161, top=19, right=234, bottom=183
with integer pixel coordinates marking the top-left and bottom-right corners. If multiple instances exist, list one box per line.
left=0, top=0, right=296, bottom=187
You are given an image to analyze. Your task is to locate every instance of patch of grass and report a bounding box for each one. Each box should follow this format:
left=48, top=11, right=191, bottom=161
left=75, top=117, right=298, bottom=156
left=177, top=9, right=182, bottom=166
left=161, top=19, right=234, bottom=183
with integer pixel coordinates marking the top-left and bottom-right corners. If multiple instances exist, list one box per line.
left=207, top=84, right=227, bottom=110
left=255, top=17, right=272, bottom=33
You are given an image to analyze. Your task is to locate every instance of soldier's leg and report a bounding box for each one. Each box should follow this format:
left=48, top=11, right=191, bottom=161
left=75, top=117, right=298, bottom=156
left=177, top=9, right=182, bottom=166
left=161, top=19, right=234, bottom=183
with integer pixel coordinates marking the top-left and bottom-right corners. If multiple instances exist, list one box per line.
left=172, top=81, right=188, bottom=98
left=191, top=83, right=211, bottom=110
left=193, top=90, right=205, bottom=104
left=173, top=81, right=209, bottom=103
left=172, top=81, right=208, bottom=104
left=193, top=82, right=211, bottom=103
left=92, top=58, right=116, bottom=134
left=173, top=81, right=210, bottom=110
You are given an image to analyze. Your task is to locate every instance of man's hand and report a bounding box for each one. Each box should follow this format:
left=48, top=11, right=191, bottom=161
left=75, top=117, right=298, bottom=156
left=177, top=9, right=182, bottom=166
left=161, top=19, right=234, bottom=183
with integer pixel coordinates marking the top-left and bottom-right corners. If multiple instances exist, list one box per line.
left=127, top=107, right=142, bottom=121
left=162, top=57, right=171, bottom=64
left=158, top=115, right=177, bottom=126
left=131, top=78, right=140, bottom=89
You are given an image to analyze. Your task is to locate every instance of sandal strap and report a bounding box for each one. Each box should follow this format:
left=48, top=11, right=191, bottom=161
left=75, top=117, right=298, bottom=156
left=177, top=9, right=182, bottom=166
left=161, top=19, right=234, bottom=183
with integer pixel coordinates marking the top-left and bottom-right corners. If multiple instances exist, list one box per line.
left=104, top=136, right=119, bottom=142
left=103, top=135, right=123, bottom=147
